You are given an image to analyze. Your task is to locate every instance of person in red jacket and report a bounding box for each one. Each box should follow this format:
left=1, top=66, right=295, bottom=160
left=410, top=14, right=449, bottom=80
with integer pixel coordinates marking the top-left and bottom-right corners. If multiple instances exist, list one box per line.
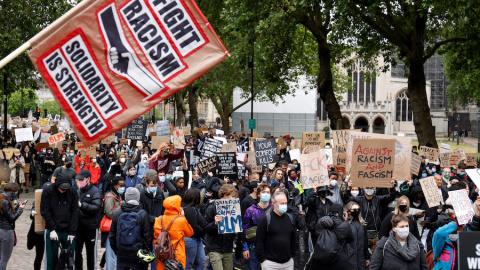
left=87, top=157, right=102, bottom=186
left=74, top=149, right=90, bottom=174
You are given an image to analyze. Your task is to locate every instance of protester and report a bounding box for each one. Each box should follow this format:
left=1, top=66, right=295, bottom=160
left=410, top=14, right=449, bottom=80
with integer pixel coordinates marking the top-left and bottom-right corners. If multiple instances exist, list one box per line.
left=87, top=156, right=102, bottom=188
left=139, top=174, right=165, bottom=236
left=182, top=188, right=206, bottom=270
left=306, top=185, right=334, bottom=243
left=21, top=145, right=33, bottom=192
left=103, top=176, right=124, bottom=270
left=50, top=156, right=77, bottom=185
left=10, top=149, right=26, bottom=192
left=379, top=195, right=421, bottom=240
left=343, top=201, right=369, bottom=269
left=149, top=143, right=185, bottom=173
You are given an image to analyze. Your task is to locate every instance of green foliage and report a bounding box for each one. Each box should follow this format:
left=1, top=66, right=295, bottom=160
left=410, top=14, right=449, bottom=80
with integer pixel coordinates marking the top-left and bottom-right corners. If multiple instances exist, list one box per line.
left=7, top=88, right=38, bottom=116
left=40, top=99, right=62, bottom=116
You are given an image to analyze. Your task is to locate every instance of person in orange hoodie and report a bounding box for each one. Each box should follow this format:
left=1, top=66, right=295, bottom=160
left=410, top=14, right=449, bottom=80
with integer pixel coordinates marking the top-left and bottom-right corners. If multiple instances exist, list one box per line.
left=74, top=149, right=90, bottom=174
left=153, top=195, right=194, bottom=270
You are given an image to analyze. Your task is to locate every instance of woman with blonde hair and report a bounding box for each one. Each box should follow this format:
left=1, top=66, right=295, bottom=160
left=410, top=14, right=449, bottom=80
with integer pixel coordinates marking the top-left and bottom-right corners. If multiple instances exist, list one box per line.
left=378, top=195, right=420, bottom=240
left=344, top=201, right=369, bottom=269
left=270, top=168, right=284, bottom=185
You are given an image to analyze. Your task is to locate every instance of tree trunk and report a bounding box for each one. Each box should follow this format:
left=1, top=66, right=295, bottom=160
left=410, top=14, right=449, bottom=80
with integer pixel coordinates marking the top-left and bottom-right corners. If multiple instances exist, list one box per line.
left=407, top=57, right=438, bottom=147
left=317, top=42, right=342, bottom=130
left=187, top=85, right=199, bottom=128
left=174, top=92, right=186, bottom=127
left=221, top=112, right=231, bottom=134
left=3, top=72, right=7, bottom=147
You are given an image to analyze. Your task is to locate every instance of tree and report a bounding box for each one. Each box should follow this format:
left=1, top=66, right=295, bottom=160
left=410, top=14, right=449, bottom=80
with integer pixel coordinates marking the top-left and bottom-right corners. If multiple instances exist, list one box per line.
left=336, top=0, right=471, bottom=147
left=40, top=100, right=62, bottom=117
left=7, top=88, right=38, bottom=117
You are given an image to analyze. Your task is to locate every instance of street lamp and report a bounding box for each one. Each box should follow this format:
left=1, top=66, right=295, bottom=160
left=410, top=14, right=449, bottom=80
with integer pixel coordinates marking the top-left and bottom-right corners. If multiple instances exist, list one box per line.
left=457, top=114, right=461, bottom=145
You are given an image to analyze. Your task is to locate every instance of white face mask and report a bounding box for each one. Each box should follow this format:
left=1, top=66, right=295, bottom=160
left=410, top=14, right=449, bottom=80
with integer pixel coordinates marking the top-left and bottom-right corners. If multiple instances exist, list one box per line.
left=413, top=202, right=421, bottom=207
left=365, top=189, right=374, bottom=196
left=62, top=158, right=65, bottom=161
left=351, top=190, right=359, bottom=197
left=395, top=227, right=410, bottom=239
left=330, top=180, right=337, bottom=186
left=92, top=159, right=97, bottom=163
left=120, top=157, right=126, bottom=164
left=448, top=234, right=458, bottom=242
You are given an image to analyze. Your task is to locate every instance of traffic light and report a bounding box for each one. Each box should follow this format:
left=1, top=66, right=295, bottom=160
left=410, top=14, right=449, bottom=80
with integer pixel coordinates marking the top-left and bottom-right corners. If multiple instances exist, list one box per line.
left=44, top=109, right=47, bottom=118
left=35, top=108, right=40, bottom=120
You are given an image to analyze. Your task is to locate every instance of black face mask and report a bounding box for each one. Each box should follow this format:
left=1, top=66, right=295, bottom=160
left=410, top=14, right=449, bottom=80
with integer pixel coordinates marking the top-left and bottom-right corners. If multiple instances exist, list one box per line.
left=399, top=205, right=408, bottom=213
left=318, top=191, right=329, bottom=198
left=351, top=209, right=360, bottom=218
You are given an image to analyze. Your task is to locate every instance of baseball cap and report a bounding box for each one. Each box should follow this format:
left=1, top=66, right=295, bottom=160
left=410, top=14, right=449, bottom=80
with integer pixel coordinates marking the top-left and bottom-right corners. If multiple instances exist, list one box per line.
left=76, top=170, right=92, bottom=180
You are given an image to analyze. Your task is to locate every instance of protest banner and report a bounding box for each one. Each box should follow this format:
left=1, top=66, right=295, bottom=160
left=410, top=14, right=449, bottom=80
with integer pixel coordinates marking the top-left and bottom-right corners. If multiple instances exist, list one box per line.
left=48, top=133, right=65, bottom=145
left=39, top=118, right=49, bottom=125
left=277, top=137, right=286, bottom=149
left=449, top=190, right=475, bottom=225
left=172, top=171, right=184, bottom=179
left=237, top=138, right=249, bottom=153
left=215, top=198, right=242, bottom=234
left=22, top=0, right=228, bottom=146
left=126, top=119, right=147, bottom=140
left=419, top=176, right=443, bottom=208
left=440, top=143, right=450, bottom=154
left=300, top=150, right=329, bottom=189
left=419, top=146, right=440, bottom=161
left=466, top=153, right=477, bottom=167
left=246, top=151, right=262, bottom=173
left=15, top=128, right=34, bottom=142
left=196, top=156, right=218, bottom=175
left=466, top=169, right=480, bottom=188
left=301, top=132, right=325, bottom=149
left=157, top=120, right=169, bottom=137
left=335, top=144, right=348, bottom=171
left=290, top=139, right=302, bottom=150
left=35, top=190, right=46, bottom=232
left=40, top=133, right=51, bottom=143
left=449, top=152, right=462, bottom=167
left=410, top=154, right=422, bottom=175
left=331, top=129, right=360, bottom=147
left=440, top=152, right=451, bottom=168
left=2, top=149, right=15, bottom=160
left=173, top=128, right=185, bottom=149
left=346, top=132, right=412, bottom=180
left=151, top=136, right=170, bottom=149
left=319, top=148, right=334, bottom=165
left=75, top=142, right=92, bottom=150
left=289, top=149, right=300, bottom=162
left=101, top=135, right=116, bottom=144
left=458, top=231, right=480, bottom=270
left=254, top=139, right=279, bottom=166
left=221, top=142, right=237, bottom=153
left=350, top=138, right=395, bottom=187
left=216, top=152, right=237, bottom=179
left=214, top=136, right=227, bottom=145
left=249, top=137, right=265, bottom=152
left=201, top=138, right=223, bottom=161
left=453, top=148, right=466, bottom=161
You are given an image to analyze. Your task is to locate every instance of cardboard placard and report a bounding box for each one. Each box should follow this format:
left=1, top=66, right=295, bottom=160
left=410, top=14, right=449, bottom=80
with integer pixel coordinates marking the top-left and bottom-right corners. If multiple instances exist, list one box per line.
left=453, top=148, right=466, bottom=161
left=48, top=133, right=65, bottom=145
left=246, top=151, right=262, bottom=173
left=221, top=142, right=237, bottom=153
left=156, top=120, right=169, bottom=137
left=75, top=142, right=92, bottom=150
left=183, top=128, right=191, bottom=136
left=173, top=128, right=185, bottom=149
left=50, top=125, right=59, bottom=135
left=440, top=152, right=451, bottom=168
left=290, top=139, right=302, bottom=150
left=196, top=156, right=218, bottom=174
left=448, top=190, right=475, bottom=225
left=86, top=145, right=98, bottom=158
left=151, top=136, right=170, bottom=149
left=2, top=149, right=15, bottom=160
left=35, top=190, right=46, bottom=232
left=216, top=152, right=237, bottom=179
left=466, top=153, right=477, bottom=167
left=15, top=127, right=34, bottom=142
left=215, top=198, right=242, bottom=234
left=201, top=138, right=223, bottom=161
left=410, top=154, right=422, bottom=175
left=300, top=150, right=329, bottom=189
left=118, top=138, right=128, bottom=145
left=301, top=132, right=325, bottom=149
left=35, top=143, right=50, bottom=150
left=277, top=137, right=286, bottom=149
left=440, top=143, right=450, bottom=154
left=351, top=138, right=396, bottom=188
left=126, top=119, right=147, bottom=140
left=346, top=132, right=412, bottom=181
left=252, top=131, right=258, bottom=138
left=38, top=118, right=49, bottom=125
left=419, top=176, right=443, bottom=208
left=335, top=144, right=347, bottom=169
left=101, top=135, right=116, bottom=145
left=253, top=139, right=279, bottom=166
left=449, top=152, right=462, bottom=167
left=419, top=146, right=440, bottom=161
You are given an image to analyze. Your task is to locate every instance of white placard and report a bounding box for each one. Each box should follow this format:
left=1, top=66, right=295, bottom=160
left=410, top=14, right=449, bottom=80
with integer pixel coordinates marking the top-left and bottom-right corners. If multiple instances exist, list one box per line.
left=440, top=143, right=450, bottom=154
left=448, top=190, right=475, bottom=225
left=40, top=133, right=51, bottom=143
left=289, top=149, right=300, bottom=162
left=466, top=169, right=480, bottom=188
left=15, top=128, right=34, bottom=142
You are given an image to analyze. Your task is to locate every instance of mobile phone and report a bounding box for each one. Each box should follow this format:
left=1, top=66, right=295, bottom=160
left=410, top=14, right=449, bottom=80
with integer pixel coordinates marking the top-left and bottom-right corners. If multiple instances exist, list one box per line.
left=22, top=200, right=28, bottom=205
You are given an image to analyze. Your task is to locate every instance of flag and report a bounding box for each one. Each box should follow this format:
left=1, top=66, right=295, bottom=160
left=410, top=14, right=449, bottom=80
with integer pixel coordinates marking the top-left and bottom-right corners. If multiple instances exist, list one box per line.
left=28, top=0, right=229, bottom=145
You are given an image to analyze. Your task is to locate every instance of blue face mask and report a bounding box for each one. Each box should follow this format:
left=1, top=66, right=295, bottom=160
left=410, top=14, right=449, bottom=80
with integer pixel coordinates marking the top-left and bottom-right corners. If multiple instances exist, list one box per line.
left=294, top=165, right=298, bottom=169
left=118, top=187, right=125, bottom=194
left=286, top=148, right=290, bottom=152
left=432, top=168, right=436, bottom=173
left=166, top=174, right=173, bottom=180
left=426, top=167, right=429, bottom=171
left=149, top=187, right=157, bottom=193
left=262, top=177, right=267, bottom=182
left=159, top=176, right=166, bottom=183
left=459, top=171, right=466, bottom=176
left=278, top=205, right=288, bottom=214
left=260, top=193, right=270, bottom=203
left=422, top=173, right=428, bottom=178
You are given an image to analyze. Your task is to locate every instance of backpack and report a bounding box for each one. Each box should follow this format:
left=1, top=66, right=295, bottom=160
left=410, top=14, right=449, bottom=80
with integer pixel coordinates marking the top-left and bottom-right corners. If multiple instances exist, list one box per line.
left=313, top=227, right=344, bottom=263
left=246, top=207, right=273, bottom=242
left=116, top=209, right=145, bottom=252
left=155, top=216, right=179, bottom=261
left=56, top=248, right=74, bottom=270
left=266, top=211, right=294, bottom=231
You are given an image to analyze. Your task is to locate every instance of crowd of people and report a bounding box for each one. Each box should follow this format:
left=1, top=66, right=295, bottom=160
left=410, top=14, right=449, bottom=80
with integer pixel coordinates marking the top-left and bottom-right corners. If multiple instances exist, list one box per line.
left=0, top=130, right=478, bottom=270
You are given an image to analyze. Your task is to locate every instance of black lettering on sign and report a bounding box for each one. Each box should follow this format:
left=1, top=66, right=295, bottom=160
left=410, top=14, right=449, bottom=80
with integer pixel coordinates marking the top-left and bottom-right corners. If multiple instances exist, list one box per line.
left=216, top=152, right=237, bottom=179
left=254, top=139, right=279, bottom=166
left=121, top=0, right=186, bottom=81
left=197, top=156, right=218, bottom=174
left=201, top=138, right=223, bottom=161
left=126, top=118, right=147, bottom=140
left=149, top=0, right=207, bottom=56
left=43, top=49, right=107, bottom=137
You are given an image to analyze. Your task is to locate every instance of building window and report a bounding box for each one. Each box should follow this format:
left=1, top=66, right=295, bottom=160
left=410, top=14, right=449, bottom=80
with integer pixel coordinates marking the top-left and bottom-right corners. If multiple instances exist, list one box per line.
left=348, top=61, right=376, bottom=104
left=395, top=90, right=413, bottom=122
left=317, top=99, right=328, bottom=121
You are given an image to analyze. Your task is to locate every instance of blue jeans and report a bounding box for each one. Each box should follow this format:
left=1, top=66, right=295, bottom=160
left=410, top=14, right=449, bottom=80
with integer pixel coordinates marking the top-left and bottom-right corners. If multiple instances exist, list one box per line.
left=105, top=237, right=116, bottom=270
left=246, top=248, right=258, bottom=270
left=185, top=237, right=205, bottom=270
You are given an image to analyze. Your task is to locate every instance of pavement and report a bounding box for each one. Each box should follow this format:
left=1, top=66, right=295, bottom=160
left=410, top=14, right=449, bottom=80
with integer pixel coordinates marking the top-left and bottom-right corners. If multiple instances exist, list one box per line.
left=8, top=188, right=105, bottom=269
left=463, top=137, right=479, bottom=149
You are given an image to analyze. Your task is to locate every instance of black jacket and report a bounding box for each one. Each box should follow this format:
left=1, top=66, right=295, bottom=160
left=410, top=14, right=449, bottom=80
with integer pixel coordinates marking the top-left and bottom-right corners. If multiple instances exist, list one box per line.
left=184, top=205, right=207, bottom=238
left=379, top=212, right=421, bottom=241
left=139, top=189, right=165, bottom=226
left=306, top=192, right=334, bottom=232
left=40, top=175, right=79, bottom=234
left=109, top=203, right=151, bottom=260
left=0, top=191, right=23, bottom=230
left=77, top=184, right=102, bottom=229
left=287, top=204, right=306, bottom=230
left=203, top=204, right=236, bottom=253
left=346, top=219, right=369, bottom=270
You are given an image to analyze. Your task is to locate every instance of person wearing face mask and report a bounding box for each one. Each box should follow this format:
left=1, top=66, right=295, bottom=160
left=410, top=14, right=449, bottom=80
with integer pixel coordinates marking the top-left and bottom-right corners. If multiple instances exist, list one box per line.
left=242, top=184, right=273, bottom=270
left=135, top=154, right=150, bottom=180
left=86, top=156, right=102, bottom=189
left=21, top=145, right=33, bottom=192
left=306, top=185, right=334, bottom=244
left=9, top=149, right=26, bottom=194
left=74, top=149, right=90, bottom=174
left=74, top=170, right=102, bottom=270
left=149, top=142, right=185, bottom=174
left=157, top=171, right=177, bottom=198
left=378, top=196, right=421, bottom=241
left=124, top=164, right=141, bottom=189
left=369, top=214, right=428, bottom=270
left=51, top=157, right=77, bottom=185
left=40, top=174, right=79, bottom=270
left=122, top=148, right=142, bottom=176
left=326, top=173, right=343, bottom=206
left=38, top=147, right=57, bottom=187
left=139, top=175, right=165, bottom=232
left=292, top=160, right=300, bottom=171
left=344, top=202, right=369, bottom=270
left=255, top=191, right=296, bottom=270
left=102, top=176, right=125, bottom=270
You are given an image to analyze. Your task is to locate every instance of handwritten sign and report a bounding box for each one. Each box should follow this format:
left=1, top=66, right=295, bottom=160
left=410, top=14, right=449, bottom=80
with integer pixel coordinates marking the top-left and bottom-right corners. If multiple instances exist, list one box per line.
left=201, top=138, right=223, bottom=161
left=419, top=176, right=443, bottom=208
left=300, top=150, right=329, bottom=189
left=101, top=135, right=116, bottom=144
left=301, top=132, right=325, bottom=149
left=246, top=151, right=263, bottom=173
left=75, top=142, right=92, bottom=151
left=236, top=138, right=249, bottom=153
left=254, top=139, right=279, bottom=166
left=2, top=148, right=15, bottom=160
left=448, top=190, right=475, bottom=225
left=216, top=152, right=237, bottom=179
left=221, top=142, right=237, bottom=153
left=411, top=154, right=422, bottom=175
left=126, top=119, right=147, bottom=140
left=39, top=118, right=49, bottom=125
left=453, top=148, right=466, bottom=161
left=151, top=136, right=170, bottom=149
left=196, top=156, right=218, bottom=175
left=466, top=153, right=477, bottom=167
left=15, top=127, right=34, bottom=142
left=215, top=198, right=242, bottom=234
left=173, top=128, right=185, bottom=149
left=440, top=152, right=451, bottom=168
left=290, top=139, right=302, bottom=150
left=47, top=133, right=65, bottom=145
left=156, top=120, right=169, bottom=137
left=277, top=137, right=286, bottom=149
left=351, top=138, right=395, bottom=188
left=440, top=143, right=450, bottom=154
left=419, top=146, right=440, bottom=161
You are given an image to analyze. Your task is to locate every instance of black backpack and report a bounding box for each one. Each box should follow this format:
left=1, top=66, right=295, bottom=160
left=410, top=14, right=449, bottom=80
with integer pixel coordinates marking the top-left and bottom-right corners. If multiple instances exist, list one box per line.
left=313, top=228, right=345, bottom=263
left=56, top=248, right=74, bottom=270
